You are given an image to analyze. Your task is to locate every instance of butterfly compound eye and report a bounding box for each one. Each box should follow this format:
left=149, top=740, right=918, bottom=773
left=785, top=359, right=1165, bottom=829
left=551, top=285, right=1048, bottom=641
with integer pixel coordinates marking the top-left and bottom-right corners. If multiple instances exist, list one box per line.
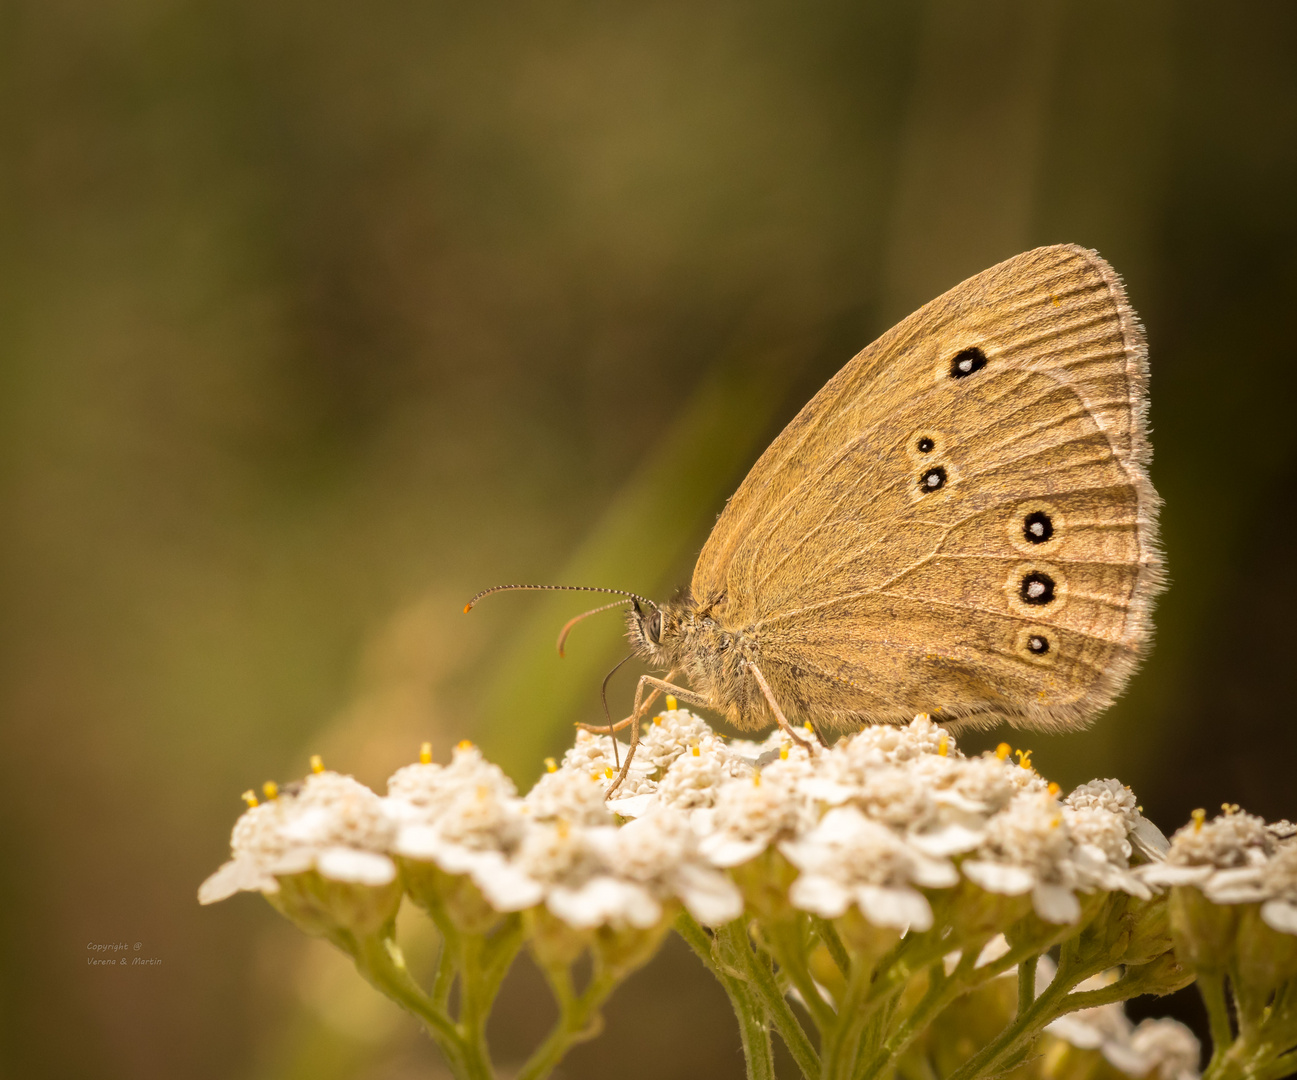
left=950, top=347, right=988, bottom=378
left=646, top=610, right=663, bottom=644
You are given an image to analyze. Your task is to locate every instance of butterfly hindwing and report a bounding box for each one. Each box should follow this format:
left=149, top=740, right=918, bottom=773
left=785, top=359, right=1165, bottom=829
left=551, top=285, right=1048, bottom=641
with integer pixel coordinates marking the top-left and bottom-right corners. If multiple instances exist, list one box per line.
left=690, top=245, right=1161, bottom=731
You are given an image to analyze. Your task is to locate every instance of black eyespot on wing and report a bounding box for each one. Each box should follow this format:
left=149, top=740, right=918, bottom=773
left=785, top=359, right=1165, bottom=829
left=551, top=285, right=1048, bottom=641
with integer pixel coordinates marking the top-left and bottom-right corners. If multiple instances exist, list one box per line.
left=919, top=466, right=947, bottom=492
left=1023, top=511, right=1054, bottom=544
left=916, top=437, right=935, bottom=453
left=950, top=347, right=987, bottom=378
left=1027, top=634, right=1049, bottom=655
left=1020, top=572, right=1056, bottom=606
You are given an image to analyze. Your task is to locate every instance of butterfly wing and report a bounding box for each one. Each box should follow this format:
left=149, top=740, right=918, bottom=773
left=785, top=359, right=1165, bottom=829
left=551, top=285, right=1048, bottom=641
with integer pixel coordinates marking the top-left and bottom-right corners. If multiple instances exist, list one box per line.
left=691, top=245, right=1162, bottom=731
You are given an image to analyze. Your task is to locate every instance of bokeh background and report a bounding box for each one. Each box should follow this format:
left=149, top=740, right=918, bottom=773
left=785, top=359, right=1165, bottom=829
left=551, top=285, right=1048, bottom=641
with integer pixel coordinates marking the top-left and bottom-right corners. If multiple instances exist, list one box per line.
left=3, top=1, right=1296, bottom=1077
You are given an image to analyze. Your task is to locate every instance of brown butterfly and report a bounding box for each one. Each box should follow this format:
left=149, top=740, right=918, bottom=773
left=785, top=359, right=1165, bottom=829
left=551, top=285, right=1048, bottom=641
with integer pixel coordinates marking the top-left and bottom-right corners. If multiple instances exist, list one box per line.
left=468, top=245, right=1163, bottom=792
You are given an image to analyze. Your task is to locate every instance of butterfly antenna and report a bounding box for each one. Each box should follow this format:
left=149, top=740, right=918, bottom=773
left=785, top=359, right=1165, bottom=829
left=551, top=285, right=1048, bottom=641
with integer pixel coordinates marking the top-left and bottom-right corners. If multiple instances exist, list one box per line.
left=600, top=652, right=635, bottom=770
left=463, top=584, right=657, bottom=614
left=556, top=598, right=634, bottom=658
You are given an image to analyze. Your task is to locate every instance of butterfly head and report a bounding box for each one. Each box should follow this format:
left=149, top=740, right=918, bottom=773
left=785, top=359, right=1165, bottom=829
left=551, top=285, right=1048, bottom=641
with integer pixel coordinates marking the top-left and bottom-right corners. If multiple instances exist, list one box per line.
left=626, top=598, right=686, bottom=667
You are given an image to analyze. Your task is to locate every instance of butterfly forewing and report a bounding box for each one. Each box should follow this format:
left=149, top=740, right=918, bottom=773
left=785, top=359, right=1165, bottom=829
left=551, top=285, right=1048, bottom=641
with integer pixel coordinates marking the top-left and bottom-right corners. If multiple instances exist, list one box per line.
left=691, top=245, right=1161, bottom=731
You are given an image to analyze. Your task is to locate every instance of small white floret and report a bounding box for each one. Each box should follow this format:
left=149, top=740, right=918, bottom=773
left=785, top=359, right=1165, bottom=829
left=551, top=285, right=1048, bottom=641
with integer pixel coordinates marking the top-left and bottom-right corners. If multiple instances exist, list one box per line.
left=317, top=847, right=397, bottom=886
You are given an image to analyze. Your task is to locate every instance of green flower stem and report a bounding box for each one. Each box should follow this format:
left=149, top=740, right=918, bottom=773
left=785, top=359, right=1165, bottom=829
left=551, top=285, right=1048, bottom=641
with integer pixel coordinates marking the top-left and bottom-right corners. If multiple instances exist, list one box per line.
left=346, top=931, right=479, bottom=1079
left=1199, top=972, right=1236, bottom=1077
left=734, top=982, right=778, bottom=1080
left=856, top=953, right=969, bottom=1080
left=856, top=998, right=897, bottom=1076
left=823, top=927, right=958, bottom=1080
left=675, top=908, right=726, bottom=973
left=432, top=929, right=458, bottom=1011
left=813, top=916, right=852, bottom=980
left=475, top=917, right=527, bottom=1020
left=855, top=932, right=1052, bottom=1080
left=946, top=937, right=1114, bottom=1080
left=676, top=913, right=779, bottom=1080
left=458, top=937, right=498, bottom=1076
left=870, top=928, right=963, bottom=1007
left=762, top=919, right=837, bottom=1032
left=1228, top=959, right=1276, bottom=1040
left=413, top=888, right=462, bottom=1012
left=718, top=921, right=821, bottom=1078
left=1255, top=1047, right=1297, bottom=1080
left=515, top=960, right=621, bottom=1080
left=1016, top=955, right=1037, bottom=1018
left=1059, top=966, right=1174, bottom=1016
left=1201, top=975, right=1297, bottom=1080
left=822, top=960, right=871, bottom=1080
left=1269, top=977, right=1296, bottom=1029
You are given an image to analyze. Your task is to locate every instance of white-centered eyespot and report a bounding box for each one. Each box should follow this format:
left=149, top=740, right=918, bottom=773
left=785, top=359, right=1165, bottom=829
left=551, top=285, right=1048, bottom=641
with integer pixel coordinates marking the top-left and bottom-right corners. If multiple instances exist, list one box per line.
left=1008, top=501, right=1063, bottom=555
left=1004, top=563, right=1067, bottom=617
left=1015, top=625, right=1057, bottom=666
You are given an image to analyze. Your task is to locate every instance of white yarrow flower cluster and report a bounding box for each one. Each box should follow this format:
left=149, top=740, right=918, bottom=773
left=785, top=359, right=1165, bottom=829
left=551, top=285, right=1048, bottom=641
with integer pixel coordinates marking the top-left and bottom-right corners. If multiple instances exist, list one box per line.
left=389, top=742, right=540, bottom=911
left=1141, top=808, right=1297, bottom=935
left=782, top=807, right=958, bottom=930
left=199, top=771, right=398, bottom=904
left=201, top=712, right=1166, bottom=936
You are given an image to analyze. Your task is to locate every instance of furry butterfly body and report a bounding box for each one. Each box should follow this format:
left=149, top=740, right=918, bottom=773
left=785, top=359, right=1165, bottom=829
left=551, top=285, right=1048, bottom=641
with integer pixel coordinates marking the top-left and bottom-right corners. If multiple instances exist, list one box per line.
left=627, top=244, right=1162, bottom=738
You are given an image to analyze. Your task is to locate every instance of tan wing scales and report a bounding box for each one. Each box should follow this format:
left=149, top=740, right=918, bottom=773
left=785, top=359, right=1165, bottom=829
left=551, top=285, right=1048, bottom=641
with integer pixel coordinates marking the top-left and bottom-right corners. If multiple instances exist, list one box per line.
left=691, top=244, right=1161, bottom=732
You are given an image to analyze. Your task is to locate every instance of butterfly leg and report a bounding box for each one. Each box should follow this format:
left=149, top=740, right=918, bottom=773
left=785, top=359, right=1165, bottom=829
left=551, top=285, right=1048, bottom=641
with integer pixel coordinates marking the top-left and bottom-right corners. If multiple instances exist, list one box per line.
left=575, top=667, right=683, bottom=736
left=743, top=660, right=822, bottom=751
left=605, top=672, right=709, bottom=798
left=576, top=660, right=678, bottom=773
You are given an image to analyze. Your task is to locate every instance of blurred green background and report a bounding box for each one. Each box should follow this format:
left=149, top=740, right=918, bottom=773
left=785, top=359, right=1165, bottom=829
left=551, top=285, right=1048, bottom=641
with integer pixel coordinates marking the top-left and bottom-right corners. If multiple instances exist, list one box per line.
left=2, top=1, right=1295, bottom=1077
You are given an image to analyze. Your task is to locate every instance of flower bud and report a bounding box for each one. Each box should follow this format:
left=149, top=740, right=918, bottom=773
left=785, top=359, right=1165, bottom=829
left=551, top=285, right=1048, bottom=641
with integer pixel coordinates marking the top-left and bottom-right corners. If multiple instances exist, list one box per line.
left=594, top=918, right=674, bottom=978
left=1000, top=902, right=1083, bottom=959
left=946, top=879, right=1032, bottom=940
left=1234, top=902, right=1297, bottom=996
left=833, top=906, right=902, bottom=964
left=730, top=848, right=797, bottom=923
left=1068, top=890, right=1135, bottom=965
left=1168, top=884, right=1238, bottom=975
left=525, top=906, right=592, bottom=970
left=401, top=858, right=502, bottom=936
left=1115, top=893, right=1174, bottom=967
left=1117, top=950, right=1195, bottom=998
left=269, top=867, right=403, bottom=940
